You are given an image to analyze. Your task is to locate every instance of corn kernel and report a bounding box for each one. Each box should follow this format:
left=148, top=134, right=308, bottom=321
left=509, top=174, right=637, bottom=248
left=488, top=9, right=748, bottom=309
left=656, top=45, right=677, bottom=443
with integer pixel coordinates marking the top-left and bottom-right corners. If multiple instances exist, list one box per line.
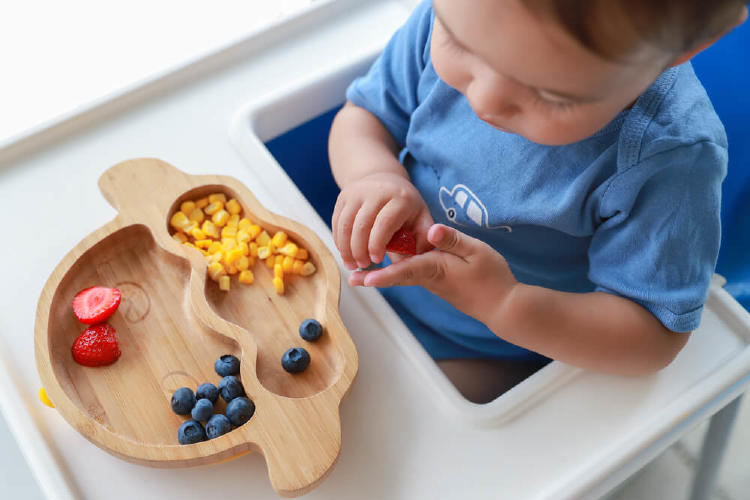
left=208, top=262, right=225, bottom=281
left=172, top=231, right=188, bottom=243
left=221, top=238, right=237, bottom=251
left=212, top=209, right=230, bottom=227
left=183, top=242, right=197, bottom=249
left=239, top=269, right=254, bottom=285
left=190, top=227, right=206, bottom=240
left=248, top=224, right=262, bottom=239
left=221, top=226, right=237, bottom=238
left=238, top=242, right=249, bottom=255
left=207, top=241, right=223, bottom=254
left=189, top=207, right=205, bottom=223
left=238, top=218, right=253, bottom=231
left=236, top=230, right=251, bottom=244
left=257, top=246, right=271, bottom=260
left=249, top=242, right=259, bottom=257
left=195, top=197, right=209, bottom=209
left=227, top=214, right=240, bottom=228
left=272, top=231, right=288, bottom=248
left=209, top=193, right=227, bottom=204
left=219, top=275, right=231, bottom=291
left=274, top=255, right=284, bottom=266
left=180, top=201, right=195, bottom=215
left=296, top=248, right=308, bottom=260
left=200, top=249, right=209, bottom=256
left=227, top=264, right=239, bottom=275
left=201, top=220, right=220, bottom=239
left=278, top=242, right=298, bottom=257
left=248, top=256, right=256, bottom=267
left=282, top=255, right=294, bottom=273
left=195, top=239, right=213, bottom=249
left=184, top=221, right=198, bottom=234
left=301, top=261, right=316, bottom=276
left=274, top=263, right=284, bottom=279
left=225, top=248, right=243, bottom=266
left=237, top=256, right=250, bottom=271
left=293, top=259, right=304, bottom=274
left=204, top=201, right=223, bottom=215
left=266, top=255, right=275, bottom=268
left=170, top=211, right=190, bottom=231
left=207, top=252, right=223, bottom=264
left=256, top=230, right=271, bottom=247
left=226, top=198, right=242, bottom=215
left=273, top=276, right=284, bottom=294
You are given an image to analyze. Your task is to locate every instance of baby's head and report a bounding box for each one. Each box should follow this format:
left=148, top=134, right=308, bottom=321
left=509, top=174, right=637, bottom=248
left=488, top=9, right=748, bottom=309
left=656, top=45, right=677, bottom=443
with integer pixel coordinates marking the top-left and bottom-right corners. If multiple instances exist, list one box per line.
left=431, top=0, right=747, bottom=145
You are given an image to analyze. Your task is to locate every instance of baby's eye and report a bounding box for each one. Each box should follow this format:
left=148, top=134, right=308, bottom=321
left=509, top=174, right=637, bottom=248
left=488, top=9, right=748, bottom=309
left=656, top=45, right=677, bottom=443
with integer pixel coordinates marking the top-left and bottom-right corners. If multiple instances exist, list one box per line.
left=532, top=90, right=578, bottom=112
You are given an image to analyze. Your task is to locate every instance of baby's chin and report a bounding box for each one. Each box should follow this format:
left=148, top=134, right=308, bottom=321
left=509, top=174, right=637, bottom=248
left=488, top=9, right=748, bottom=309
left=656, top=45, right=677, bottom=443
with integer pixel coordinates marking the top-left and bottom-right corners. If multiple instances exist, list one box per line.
left=486, top=119, right=604, bottom=146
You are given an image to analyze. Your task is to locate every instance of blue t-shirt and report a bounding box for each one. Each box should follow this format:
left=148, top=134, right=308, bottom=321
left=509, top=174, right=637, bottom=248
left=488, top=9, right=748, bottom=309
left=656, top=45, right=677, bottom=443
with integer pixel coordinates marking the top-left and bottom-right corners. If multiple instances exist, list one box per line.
left=346, top=0, right=728, bottom=361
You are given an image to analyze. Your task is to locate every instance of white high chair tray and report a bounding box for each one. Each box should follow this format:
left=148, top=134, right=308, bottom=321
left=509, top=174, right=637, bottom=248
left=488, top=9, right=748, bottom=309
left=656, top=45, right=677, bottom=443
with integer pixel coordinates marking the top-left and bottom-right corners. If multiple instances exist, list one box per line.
left=1, top=1, right=749, bottom=499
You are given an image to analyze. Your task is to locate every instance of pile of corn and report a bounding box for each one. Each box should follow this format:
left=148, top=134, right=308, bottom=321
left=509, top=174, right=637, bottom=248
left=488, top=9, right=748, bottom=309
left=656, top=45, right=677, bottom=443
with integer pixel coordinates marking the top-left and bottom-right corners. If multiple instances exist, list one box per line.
left=169, top=193, right=315, bottom=294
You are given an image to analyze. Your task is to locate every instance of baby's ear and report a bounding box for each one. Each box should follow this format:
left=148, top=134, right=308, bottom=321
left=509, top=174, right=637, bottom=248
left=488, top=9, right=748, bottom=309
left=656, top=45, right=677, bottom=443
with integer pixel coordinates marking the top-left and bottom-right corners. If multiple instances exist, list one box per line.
left=670, top=5, right=748, bottom=67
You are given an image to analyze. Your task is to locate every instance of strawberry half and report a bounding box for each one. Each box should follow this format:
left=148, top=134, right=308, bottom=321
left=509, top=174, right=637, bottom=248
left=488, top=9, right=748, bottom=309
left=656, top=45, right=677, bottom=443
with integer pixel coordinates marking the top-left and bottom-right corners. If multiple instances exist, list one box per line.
left=386, top=228, right=417, bottom=256
left=71, top=324, right=121, bottom=367
left=72, top=286, right=121, bottom=324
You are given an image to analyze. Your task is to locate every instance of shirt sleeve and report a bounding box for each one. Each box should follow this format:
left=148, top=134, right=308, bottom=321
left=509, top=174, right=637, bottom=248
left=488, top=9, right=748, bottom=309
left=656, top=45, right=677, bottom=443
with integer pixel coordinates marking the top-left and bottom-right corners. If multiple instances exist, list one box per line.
left=588, top=140, right=728, bottom=332
left=345, top=0, right=434, bottom=146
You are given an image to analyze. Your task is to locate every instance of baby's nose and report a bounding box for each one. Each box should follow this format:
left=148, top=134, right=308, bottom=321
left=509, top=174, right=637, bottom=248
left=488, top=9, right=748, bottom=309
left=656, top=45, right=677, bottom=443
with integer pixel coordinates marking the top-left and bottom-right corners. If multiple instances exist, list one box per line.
left=466, top=73, right=521, bottom=120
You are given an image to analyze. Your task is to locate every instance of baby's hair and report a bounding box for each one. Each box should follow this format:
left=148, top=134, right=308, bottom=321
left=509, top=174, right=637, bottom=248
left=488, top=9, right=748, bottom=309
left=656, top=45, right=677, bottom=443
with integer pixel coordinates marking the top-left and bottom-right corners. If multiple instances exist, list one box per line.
left=524, top=0, right=747, bottom=60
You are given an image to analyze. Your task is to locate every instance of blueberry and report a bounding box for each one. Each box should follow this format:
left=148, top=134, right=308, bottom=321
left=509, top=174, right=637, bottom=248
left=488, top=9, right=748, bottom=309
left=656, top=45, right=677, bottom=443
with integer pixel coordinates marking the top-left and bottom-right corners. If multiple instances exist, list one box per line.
left=281, top=347, right=310, bottom=373
left=218, top=375, right=245, bottom=402
left=170, top=387, right=196, bottom=415
left=299, top=319, right=323, bottom=342
left=205, top=414, right=232, bottom=439
left=214, top=354, right=240, bottom=377
left=177, top=420, right=207, bottom=445
left=226, top=397, right=255, bottom=427
left=195, top=382, right=218, bottom=404
left=191, top=398, right=213, bottom=422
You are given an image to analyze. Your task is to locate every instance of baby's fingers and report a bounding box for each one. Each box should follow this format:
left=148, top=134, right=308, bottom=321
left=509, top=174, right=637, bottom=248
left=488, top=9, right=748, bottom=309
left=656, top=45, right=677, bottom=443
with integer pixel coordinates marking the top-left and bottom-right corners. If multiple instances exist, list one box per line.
left=359, top=252, right=445, bottom=288
left=333, top=197, right=362, bottom=271
left=350, top=201, right=385, bottom=269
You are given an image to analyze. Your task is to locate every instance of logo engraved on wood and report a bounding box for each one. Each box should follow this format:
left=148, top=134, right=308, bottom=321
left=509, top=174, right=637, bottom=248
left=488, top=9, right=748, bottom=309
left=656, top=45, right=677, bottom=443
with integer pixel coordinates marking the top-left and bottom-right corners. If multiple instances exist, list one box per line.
left=116, top=281, right=151, bottom=323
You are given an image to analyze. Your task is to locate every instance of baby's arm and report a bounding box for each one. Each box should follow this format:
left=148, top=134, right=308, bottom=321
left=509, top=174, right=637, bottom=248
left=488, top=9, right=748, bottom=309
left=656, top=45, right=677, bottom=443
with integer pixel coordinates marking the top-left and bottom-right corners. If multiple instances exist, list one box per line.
left=353, top=223, right=689, bottom=375
left=329, top=102, right=434, bottom=271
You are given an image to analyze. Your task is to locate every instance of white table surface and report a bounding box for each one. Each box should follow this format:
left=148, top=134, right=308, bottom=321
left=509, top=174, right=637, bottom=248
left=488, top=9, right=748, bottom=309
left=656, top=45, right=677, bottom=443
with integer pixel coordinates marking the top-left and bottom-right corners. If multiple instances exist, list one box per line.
left=1, top=1, right=749, bottom=499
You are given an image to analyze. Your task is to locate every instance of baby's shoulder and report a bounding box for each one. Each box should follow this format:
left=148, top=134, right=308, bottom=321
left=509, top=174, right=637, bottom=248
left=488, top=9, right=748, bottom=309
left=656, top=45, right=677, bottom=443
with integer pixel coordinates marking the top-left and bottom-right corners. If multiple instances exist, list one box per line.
left=632, top=63, right=727, bottom=163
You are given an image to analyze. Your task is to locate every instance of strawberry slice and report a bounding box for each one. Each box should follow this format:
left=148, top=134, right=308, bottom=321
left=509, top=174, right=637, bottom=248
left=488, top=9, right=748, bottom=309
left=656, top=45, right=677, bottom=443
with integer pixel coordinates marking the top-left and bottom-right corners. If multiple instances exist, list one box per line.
left=72, top=286, right=122, bottom=324
left=71, top=323, right=121, bottom=367
left=386, top=228, right=417, bottom=256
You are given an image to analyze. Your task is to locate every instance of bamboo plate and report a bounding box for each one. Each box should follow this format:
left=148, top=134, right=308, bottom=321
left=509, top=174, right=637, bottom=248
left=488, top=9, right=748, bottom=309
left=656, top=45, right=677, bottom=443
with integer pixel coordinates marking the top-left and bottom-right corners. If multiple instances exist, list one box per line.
left=34, top=158, right=358, bottom=497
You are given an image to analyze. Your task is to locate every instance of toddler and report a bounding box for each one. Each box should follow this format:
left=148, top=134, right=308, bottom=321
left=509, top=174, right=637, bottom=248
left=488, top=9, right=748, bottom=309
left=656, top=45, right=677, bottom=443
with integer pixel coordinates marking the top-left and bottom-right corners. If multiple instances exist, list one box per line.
left=328, top=0, right=748, bottom=400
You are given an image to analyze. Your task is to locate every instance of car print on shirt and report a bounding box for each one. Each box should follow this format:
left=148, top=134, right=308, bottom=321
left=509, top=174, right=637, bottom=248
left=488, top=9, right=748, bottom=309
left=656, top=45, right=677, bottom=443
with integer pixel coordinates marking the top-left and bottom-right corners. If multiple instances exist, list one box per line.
left=438, top=184, right=512, bottom=232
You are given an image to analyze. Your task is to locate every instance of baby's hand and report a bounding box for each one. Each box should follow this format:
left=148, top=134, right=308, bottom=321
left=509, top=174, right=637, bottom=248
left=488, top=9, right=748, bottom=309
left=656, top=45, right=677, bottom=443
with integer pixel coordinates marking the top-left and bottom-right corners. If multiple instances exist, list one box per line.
left=349, top=224, right=518, bottom=323
left=332, top=172, right=433, bottom=270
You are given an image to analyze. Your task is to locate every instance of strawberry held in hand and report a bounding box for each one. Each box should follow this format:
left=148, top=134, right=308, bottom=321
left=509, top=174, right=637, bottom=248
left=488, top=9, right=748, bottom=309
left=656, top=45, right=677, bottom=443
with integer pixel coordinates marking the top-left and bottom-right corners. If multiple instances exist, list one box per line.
left=72, top=286, right=121, bottom=324
left=71, top=324, right=122, bottom=367
left=385, top=228, right=417, bottom=256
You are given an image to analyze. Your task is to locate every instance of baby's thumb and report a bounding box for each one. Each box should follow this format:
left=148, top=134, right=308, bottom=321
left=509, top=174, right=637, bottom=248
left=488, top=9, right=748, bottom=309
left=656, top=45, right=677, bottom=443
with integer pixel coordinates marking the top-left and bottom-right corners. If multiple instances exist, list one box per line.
left=427, top=224, right=474, bottom=258
left=414, top=211, right=436, bottom=254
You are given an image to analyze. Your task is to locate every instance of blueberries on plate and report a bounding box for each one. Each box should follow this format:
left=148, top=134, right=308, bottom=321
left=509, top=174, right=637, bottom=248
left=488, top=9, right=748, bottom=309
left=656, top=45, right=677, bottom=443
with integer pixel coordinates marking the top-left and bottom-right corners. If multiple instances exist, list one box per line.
left=214, top=354, right=240, bottom=377
left=218, top=375, right=245, bottom=402
left=281, top=347, right=310, bottom=373
left=191, top=398, right=214, bottom=422
left=170, top=387, right=196, bottom=415
left=226, top=397, right=255, bottom=427
left=196, top=382, right=219, bottom=404
left=299, top=319, right=323, bottom=342
left=177, top=419, right=207, bottom=445
left=205, top=414, right=232, bottom=439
